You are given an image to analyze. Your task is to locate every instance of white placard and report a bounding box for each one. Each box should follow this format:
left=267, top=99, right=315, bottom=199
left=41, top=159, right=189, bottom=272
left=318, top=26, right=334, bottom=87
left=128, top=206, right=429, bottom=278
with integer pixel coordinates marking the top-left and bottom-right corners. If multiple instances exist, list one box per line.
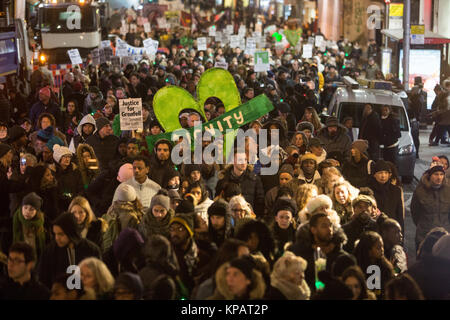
left=116, top=42, right=129, bottom=57
left=215, top=31, right=222, bottom=43
left=197, top=37, right=207, bottom=51
left=157, top=17, right=168, bottom=29
left=214, top=61, right=228, bottom=70
left=319, top=42, right=327, bottom=52
left=67, top=49, right=82, bottom=65
left=119, top=98, right=143, bottom=131
left=255, top=22, right=262, bottom=34
left=239, top=38, right=246, bottom=50
left=143, top=38, right=159, bottom=55
left=302, top=44, right=313, bottom=58
left=315, top=35, right=324, bottom=48
left=230, top=35, right=240, bottom=48
left=246, top=37, right=257, bottom=55
left=144, top=22, right=151, bottom=33
left=254, top=51, right=270, bottom=72
left=91, top=48, right=100, bottom=66
left=101, top=40, right=111, bottom=48
left=238, top=25, right=246, bottom=36
left=209, top=25, right=216, bottom=37
left=226, top=25, right=234, bottom=34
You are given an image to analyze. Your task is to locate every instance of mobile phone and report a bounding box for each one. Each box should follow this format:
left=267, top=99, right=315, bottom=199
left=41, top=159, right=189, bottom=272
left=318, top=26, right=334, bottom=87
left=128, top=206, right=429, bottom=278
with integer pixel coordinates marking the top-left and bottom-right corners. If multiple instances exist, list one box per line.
left=20, top=158, right=27, bottom=165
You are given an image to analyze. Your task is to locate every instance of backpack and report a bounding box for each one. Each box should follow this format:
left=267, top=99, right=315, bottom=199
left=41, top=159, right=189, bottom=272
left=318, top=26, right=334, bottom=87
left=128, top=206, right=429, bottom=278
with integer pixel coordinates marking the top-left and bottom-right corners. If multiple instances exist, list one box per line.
left=101, top=212, right=121, bottom=254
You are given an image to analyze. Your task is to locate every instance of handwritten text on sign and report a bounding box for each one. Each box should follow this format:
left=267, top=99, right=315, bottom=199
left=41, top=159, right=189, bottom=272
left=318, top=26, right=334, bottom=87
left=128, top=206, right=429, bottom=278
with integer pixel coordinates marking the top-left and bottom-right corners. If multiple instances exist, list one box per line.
left=119, top=98, right=143, bottom=130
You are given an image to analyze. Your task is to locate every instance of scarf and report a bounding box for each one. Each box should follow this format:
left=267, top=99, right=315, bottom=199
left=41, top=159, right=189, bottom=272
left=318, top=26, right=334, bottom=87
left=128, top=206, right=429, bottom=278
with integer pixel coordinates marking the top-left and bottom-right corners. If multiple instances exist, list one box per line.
left=270, top=275, right=310, bottom=300
left=12, top=208, right=46, bottom=255
left=141, top=209, right=174, bottom=239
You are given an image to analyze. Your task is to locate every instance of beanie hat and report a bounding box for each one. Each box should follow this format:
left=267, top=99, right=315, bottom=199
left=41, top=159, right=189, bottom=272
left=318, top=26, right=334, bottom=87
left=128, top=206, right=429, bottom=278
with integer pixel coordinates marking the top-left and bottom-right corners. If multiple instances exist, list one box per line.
left=426, top=160, right=445, bottom=176
left=114, top=272, right=144, bottom=300
left=95, top=117, right=110, bottom=132
left=277, top=102, right=291, bottom=113
left=229, top=255, right=256, bottom=280
left=116, top=183, right=137, bottom=202
left=207, top=199, right=230, bottom=217
left=53, top=144, right=72, bottom=163
left=351, top=139, right=369, bottom=155
left=168, top=189, right=182, bottom=201
left=306, top=195, right=332, bottom=213
left=8, top=125, right=26, bottom=143
left=325, top=116, right=339, bottom=127
left=39, top=86, right=51, bottom=98
left=175, top=200, right=195, bottom=214
left=170, top=213, right=195, bottom=238
left=296, top=121, right=314, bottom=133
left=279, top=163, right=295, bottom=178
left=301, top=152, right=318, bottom=164
left=150, top=193, right=171, bottom=212
left=37, top=126, right=54, bottom=142
left=352, top=194, right=377, bottom=208
left=53, top=212, right=81, bottom=245
left=46, top=135, right=64, bottom=152
left=308, top=137, right=323, bottom=149
left=0, top=143, right=12, bottom=158
left=22, top=192, right=43, bottom=211
left=372, top=160, right=391, bottom=174
left=185, top=164, right=201, bottom=178
left=113, top=228, right=145, bottom=262
left=432, top=234, right=450, bottom=260
left=273, top=197, right=298, bottom=216
left=117, top=163, right=134, bottom=183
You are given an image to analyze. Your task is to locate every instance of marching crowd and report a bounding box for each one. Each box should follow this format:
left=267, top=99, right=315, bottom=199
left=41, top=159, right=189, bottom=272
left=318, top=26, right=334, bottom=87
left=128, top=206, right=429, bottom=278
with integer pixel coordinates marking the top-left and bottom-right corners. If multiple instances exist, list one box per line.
left=0, top=8, right=449, bottom=301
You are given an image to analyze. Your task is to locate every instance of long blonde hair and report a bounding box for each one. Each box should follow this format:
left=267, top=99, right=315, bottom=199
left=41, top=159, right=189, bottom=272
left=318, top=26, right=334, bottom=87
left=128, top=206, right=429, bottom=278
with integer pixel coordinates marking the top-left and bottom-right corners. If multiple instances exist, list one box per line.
left=69, top=196, right=96, bottom=228
left=295, top=184, right=318, bottom=212
left=79, top=257, right=115, bottom=296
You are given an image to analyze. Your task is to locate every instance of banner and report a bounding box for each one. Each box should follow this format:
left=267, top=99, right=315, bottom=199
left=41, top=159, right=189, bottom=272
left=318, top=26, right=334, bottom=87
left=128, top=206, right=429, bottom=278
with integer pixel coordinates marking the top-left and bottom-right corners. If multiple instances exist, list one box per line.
left=143, top=38, right=159, bottom=55
left=67, top=49, right=82, bottom=65
left=116, top=41, right=129, bottom=57
left=119, top=98, right=143, bottom=130
left=101, top=40, right=111, bottom=48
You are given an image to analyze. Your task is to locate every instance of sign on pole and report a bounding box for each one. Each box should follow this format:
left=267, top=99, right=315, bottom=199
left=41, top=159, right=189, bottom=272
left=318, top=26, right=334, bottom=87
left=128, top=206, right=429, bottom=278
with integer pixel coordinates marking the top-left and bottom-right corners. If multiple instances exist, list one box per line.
left=197, top=37, right=207, bottom=51
left=254, top=51, right=270, bottom=72
left=389, top=3, right=404, bottom=29
left=67, top=49, right=82, bottom=65
left=119, top=98, right=143, bottom=130
left=411, top=25, right=425, bottom=45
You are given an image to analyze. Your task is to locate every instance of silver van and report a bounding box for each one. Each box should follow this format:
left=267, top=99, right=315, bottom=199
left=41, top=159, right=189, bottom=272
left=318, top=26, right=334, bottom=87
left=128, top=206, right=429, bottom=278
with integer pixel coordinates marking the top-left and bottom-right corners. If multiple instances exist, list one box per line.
left=326, top=78, right=416, bottom=183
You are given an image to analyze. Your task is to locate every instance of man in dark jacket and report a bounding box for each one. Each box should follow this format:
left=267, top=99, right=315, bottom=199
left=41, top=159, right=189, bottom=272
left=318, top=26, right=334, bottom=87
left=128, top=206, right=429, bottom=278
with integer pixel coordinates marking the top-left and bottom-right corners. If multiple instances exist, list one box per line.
left=358, top=104, right=382, bottom=161
left=207, top=200, right=234, bottom=249
left=411, top=164, right=450, bottom=249
left=342, top=139, right=372, bottom=188
left=380, top=105, right=401, bottom=166
left=29, top=87, right=62, bottom=130
left=216, top=151, right=265, bottom=216
left=0, top=242, right=49, bottom=300
left=86, top=117, right=119, bottom=172
left=149, top=139, right=176, bottom=186
left=317, top=116, right=352, bottom=163
left=38, top=212, right=101, bottom=289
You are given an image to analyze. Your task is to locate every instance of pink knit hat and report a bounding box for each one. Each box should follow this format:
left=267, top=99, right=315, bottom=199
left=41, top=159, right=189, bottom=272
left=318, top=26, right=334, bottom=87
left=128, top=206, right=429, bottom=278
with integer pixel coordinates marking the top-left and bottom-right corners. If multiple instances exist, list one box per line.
left=117, top=163, right=134, bottom=183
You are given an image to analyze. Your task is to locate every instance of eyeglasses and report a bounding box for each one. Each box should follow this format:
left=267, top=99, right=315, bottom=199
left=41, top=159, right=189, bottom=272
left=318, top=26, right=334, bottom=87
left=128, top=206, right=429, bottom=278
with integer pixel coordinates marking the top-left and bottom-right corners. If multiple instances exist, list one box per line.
left=7, top=257, right=26, bottom=264
left=169, top=226, right=185, bottom=233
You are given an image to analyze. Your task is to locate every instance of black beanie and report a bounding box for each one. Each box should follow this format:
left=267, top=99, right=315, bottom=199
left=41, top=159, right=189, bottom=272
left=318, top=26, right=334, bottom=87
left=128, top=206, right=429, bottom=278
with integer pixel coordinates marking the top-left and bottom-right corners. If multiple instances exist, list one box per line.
left=229, top=255, right=256, bottom=280
left=372, top=160, right=391, bottom=174
left=207, top=199, right=230, bottom=217
left=22, top=192, right=43, bottom=211
left=8, top=125, right=26, bottom=143
left=185, top=164, right=201, bottom=177
left=272, top=197, right=297, bottom=216
left=53, top=212, right=81, bottom=245
left=175, top=200, right=195, bottom=214
left=0, top=143, right=12, bottom=158
left=95, top=117, right=110, bottom=132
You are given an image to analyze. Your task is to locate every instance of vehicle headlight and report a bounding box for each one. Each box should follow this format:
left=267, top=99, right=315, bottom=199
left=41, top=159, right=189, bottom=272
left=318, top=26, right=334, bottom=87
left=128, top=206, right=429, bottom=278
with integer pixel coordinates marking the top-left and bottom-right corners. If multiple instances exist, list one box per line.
left=398, top=144, right=414, bottom=155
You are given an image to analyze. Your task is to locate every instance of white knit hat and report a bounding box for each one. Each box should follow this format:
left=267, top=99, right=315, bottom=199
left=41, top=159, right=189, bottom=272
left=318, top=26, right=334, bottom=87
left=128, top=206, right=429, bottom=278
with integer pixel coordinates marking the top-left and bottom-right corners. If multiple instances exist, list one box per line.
left=53, top=145, right=73, bottom=163
left=115, top=183, right=137, bottom=202
left=306, top=195, right=333, bottom=214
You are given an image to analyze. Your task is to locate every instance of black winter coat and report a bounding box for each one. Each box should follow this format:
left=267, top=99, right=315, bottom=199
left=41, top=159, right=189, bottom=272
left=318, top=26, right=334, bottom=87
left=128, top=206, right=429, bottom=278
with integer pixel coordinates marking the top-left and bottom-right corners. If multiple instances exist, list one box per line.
left=359, top=111, right=382, bottom=144
left=87, top=168, right=121, bottom=217
left=54, top=163, right=84, bottom=212
left=342, top=217, right=379, bottom=254
left=380, top=115, right=401, bottom=147
left=38, top=239, right=101, bottom=289
left=216, top=166, right=265, bottom=216
left=86, top=132, right=119, bottom=172
left=0, top=276, right=50, bottom=300
left=341, top=156, right=371, bottom=188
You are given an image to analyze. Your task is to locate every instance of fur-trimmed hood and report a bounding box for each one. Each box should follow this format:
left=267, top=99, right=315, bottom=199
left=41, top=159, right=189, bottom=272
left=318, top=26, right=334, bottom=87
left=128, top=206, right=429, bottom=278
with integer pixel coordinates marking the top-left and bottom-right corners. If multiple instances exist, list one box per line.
left=419, top=172, right=448, bottom=190
left=208, top=262, right=266, bottom=300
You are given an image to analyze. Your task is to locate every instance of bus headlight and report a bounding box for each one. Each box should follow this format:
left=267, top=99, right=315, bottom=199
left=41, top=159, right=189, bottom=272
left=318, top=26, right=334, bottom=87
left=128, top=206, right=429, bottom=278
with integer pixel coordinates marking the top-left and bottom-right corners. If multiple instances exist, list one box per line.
left=398, top=144, right=414, bottom=155
left=39, top=54, right=47, bottom=64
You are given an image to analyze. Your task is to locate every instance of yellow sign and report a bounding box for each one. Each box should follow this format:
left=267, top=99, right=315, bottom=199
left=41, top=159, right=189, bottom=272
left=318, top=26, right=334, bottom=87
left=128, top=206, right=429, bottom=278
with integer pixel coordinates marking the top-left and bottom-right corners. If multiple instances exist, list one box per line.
left=411, top=25, right=425, bottom=35
left=389, top=3, right=404, bottom=17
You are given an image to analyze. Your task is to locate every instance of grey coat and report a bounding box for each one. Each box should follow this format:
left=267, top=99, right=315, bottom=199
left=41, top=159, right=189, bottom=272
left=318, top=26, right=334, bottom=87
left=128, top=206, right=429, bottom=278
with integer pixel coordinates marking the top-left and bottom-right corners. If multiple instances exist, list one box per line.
left=316, top=124, right=352, bottom=163
left=410, top=174, right=450, bottom=246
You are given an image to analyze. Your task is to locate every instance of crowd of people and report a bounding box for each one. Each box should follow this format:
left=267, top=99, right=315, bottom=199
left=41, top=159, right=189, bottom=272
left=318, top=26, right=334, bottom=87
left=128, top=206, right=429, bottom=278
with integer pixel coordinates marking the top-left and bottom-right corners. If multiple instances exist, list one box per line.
left=0, top=7, right=449, bottom=301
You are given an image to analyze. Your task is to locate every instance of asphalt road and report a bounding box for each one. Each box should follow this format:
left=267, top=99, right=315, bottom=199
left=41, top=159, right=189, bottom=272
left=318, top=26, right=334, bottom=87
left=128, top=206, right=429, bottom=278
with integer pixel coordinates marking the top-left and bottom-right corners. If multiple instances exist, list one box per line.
left=402, top=127, right=450, bottom=267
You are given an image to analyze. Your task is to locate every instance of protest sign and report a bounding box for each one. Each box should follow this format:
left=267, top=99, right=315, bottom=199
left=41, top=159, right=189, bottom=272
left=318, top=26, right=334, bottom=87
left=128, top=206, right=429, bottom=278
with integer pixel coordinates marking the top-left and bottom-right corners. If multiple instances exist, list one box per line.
left=143, top=38, right=159, bottom=55
left=99, top=48, right=106, bottom=64
left=67, top=49, right=82, bottom=65
left=315, top=35, right=324, bottom=47
left=111, top=56, right=120, bottom=68
left=254, top=51, right=270, bottom=72
left=119, top=98, right=143, bottom=130
left=144, top=22, right=151, bottom=33
left=91, top=48, right=100, bottom=66
left=104, top=47, right=113, bottom=62
left=214, top=61, right=228, bottom=70
left=197, top=37, right=207, bottom=51
left=226, top=25, right=234, bottom=34
left=209, top=25, right=216, bottom=37
left=230, top=35, right=240, bottom=48
left=302, top=44, right=313, bottom=58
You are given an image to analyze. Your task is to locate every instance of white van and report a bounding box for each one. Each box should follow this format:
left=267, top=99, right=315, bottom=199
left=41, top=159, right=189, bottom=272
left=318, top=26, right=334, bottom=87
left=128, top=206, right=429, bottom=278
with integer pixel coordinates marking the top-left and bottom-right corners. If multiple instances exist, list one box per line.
left=327, top=78, right=416, bottom=183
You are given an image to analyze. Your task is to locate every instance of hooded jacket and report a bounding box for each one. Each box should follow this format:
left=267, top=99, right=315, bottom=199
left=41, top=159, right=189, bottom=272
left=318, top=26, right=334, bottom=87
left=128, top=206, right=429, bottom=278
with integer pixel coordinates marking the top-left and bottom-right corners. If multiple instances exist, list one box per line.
left=86, top=131, right=119, bottom=172
left=208, top=263, right=266, bottom=300
left=411, top=173, right=450, bottom=246
left=69, top=114, right=97, bottom=153
left=316, top=124, right=352, bottom=163
left=148, top=139, right=176, bottom=187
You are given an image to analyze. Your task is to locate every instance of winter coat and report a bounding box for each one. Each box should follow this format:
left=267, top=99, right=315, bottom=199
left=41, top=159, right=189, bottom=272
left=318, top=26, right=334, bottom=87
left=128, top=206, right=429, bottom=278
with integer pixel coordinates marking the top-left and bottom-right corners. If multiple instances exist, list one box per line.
left=38, top=238, right=101, bottom=289
left=0, top=92, right=11, bottom=124
left=195, top=198, right=214, bottom=225
left=272, top=223, right=296, bottom=258
left=76, top=143, right=99, bottom=189
left=208, top=263, right=266, bottom=300
left=342, top=156, right=372, bottom=188
left=148, top=153, right=176, bottom=187
left=342, top=216, right=379, bottom=253
left=359, top=111, right=382, bottom=146
left=380, top=114, right=401, bottom=147
left=69, top=114, right=97, bottom=153
left=29, top=100, right=62, bottom=130
left=266, top=275, right=310, bottom=300
left=333, top=201, right=354, bottom=225
left=86, top=132, right=119, bottom=172
left=411, top=174, right=450, bottom=246
left=0, top=276, right=50, bottom=300
left=139, top=208, right=174, bottom=240
left=139, top=262, right=181, bottom=300
left=368, top=178, right=404, bottom=232
left=62, top=110, right=83, bottom=140
left=216, top=166, right=265, bottom=216
left=12, top=208, right=47, bottom=260
left=316, top=124, right=352, bottom=163
left=54, top=163, right=84, bottom=211
left=0, top=165, right=24, bottom=219
left=81, top=219, right=106, bottom=249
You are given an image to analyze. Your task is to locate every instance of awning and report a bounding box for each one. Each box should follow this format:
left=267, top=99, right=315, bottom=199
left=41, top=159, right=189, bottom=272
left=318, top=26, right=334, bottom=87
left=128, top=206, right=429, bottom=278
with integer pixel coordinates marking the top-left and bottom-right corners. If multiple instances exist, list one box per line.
left=381, top=29, right=450, bottom=45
